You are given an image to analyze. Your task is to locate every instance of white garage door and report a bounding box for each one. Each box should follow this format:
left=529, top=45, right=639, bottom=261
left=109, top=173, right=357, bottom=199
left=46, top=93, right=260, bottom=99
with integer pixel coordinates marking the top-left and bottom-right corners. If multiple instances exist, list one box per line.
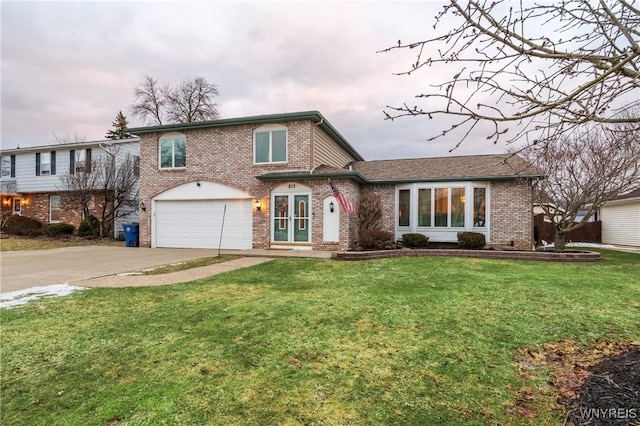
left=155, top=199, right=252, bottom=249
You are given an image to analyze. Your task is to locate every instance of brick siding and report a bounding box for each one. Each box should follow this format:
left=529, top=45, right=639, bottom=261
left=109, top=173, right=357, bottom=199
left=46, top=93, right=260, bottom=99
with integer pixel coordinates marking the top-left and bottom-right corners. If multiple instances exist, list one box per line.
left=489, top=179, right=534, bottom=250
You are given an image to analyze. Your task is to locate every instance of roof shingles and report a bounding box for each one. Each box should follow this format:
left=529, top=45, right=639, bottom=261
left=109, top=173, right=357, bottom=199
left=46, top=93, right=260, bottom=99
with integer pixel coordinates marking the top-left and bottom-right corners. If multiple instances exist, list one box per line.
left=350, top=154, right=542, bottom=182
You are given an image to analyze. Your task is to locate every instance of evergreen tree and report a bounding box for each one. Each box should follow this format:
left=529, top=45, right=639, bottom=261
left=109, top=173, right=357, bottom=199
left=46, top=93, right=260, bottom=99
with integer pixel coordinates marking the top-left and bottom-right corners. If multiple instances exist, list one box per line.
left=105, top=111, right=133, bottom=140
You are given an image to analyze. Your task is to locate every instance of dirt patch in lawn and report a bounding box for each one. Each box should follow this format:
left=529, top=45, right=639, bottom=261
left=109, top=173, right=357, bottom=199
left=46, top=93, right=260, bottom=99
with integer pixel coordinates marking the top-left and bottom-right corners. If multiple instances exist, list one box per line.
left=513, top=340, right=640, bottom=425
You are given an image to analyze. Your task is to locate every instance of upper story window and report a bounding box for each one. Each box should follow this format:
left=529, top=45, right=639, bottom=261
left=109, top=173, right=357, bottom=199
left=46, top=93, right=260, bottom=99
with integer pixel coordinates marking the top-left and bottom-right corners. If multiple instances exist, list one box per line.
left=254, top=126, right=287, bottom=164
left=36, top=151, right=56, bottom=176
left=159, top=133, right=186, bottom=169
left=1, top=155, right=15, bottom=178
left=70, top=149, right=92, bottom=174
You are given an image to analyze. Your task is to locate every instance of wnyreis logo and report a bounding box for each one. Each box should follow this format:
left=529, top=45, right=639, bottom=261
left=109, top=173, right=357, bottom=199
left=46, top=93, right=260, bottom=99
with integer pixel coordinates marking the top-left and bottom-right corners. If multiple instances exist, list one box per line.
left=579, top=408, right=637, bottom=420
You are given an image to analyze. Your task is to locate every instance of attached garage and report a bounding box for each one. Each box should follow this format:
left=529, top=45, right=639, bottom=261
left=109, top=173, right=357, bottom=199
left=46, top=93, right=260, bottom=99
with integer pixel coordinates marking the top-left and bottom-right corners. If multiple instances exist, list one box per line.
left=152, top=181, right=253, bottom=250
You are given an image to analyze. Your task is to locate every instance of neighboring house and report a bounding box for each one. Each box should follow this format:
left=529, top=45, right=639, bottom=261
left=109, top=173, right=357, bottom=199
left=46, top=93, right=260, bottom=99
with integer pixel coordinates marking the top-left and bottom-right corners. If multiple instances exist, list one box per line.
left=533, top=204, right=599, bottom=223
left=0, top=138, right=140, bottom=237
left=128, top=111, right=541, bottom=251
left=600, top=187, right=640, bottom=248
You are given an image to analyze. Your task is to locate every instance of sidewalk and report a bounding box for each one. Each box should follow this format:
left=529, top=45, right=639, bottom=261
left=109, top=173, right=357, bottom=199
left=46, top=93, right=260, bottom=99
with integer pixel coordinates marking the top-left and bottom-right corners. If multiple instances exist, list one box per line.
left=75, top=249, right=334, bottom=288
left=76, top=256, right=276, bottom=288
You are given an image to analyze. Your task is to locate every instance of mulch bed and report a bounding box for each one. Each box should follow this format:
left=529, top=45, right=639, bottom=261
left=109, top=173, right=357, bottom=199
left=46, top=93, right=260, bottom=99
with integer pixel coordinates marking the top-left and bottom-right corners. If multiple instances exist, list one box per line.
left=567, top=348, right=640, bottom=425
left=515, top=340, right=640, bottom=425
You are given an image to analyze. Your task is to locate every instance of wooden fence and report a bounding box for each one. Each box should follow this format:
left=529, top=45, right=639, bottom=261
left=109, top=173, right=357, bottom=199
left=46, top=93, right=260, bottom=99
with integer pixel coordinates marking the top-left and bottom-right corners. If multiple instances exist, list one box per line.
left=534, top=214, right=602, bottom=244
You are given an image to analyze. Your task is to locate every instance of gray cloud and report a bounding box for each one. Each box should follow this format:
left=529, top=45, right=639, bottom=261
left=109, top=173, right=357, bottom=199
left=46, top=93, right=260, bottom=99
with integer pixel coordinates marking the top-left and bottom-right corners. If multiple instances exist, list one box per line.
left=1, top=1, right=508, bottom=158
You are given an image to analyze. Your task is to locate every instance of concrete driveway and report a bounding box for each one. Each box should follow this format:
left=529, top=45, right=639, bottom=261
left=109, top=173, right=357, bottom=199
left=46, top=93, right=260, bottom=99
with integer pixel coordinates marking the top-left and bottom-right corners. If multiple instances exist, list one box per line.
left=0, top=246, right=224, bottom=292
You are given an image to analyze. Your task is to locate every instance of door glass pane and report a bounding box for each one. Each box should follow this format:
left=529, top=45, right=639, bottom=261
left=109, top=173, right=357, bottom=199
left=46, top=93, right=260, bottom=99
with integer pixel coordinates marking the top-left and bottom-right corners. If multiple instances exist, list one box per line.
left=451, top=188, right=465, bottom=227
left=293, top=195, right=309, bottom=242
left=474, top=188, right=486, bottom=227
left=255, top=132, right=269, bottom=163
left=398, top=189, right=410, bottom=227
left=272, top=130, right=287, bottom=162
left=418, top=188, right=431, bottom=227
left=273, top=195, right=288, bottom=242
left=160, top=140, right=173, bottom=168
left=174, top=138, right=186, bottom=167
left=435, top=188, right=448, bottom=227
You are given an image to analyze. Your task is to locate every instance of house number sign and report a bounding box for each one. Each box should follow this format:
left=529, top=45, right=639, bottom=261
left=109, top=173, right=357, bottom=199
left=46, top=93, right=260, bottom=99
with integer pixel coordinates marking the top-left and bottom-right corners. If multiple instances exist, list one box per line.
left=288, top=184, right=296, bottom=189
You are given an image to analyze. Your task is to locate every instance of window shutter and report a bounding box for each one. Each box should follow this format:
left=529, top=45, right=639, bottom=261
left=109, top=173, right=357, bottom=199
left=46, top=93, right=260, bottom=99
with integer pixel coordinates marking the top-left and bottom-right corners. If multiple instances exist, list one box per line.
left=35, top=153, right=41, bottom=176
left=51, top=151, right=56, bottom=175
left=70, top=150, right=75, bottom=174
left=10, top=155, right=15, bottom=178
left=86, top=149, right=92, bottom=173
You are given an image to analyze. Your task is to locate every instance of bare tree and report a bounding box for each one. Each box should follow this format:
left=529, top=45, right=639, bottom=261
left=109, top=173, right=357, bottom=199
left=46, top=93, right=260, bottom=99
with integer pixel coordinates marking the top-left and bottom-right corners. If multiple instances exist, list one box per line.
left=53, top=133, right=87, bottom=144
left=130, top=76, right=165, bottom=125
left=129, top=75, right=219, bottom=125
left=519, top=121, right=640, bottom=251
left=58, top=146, right=138, bottom=237
left=381, top=1, right=640, bottom=149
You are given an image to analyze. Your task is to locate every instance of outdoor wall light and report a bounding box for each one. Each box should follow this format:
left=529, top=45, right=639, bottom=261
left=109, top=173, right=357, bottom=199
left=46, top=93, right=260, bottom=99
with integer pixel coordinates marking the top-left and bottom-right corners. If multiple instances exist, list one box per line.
left=140, top=202, right=146, bottom=212
left=196, top=181, right=201, bottom=187
left=255, top=200, right=261, bottom=211
left=329, top=201, right=335, bottom=213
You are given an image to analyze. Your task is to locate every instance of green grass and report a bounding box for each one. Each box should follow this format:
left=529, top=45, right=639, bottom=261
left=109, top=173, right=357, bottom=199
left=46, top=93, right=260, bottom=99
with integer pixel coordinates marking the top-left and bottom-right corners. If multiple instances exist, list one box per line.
left=0, top=236, right=122, bottom=251
left=2, top=250, right=638, bottom=425
left=139, top=255, right=241, bottom=275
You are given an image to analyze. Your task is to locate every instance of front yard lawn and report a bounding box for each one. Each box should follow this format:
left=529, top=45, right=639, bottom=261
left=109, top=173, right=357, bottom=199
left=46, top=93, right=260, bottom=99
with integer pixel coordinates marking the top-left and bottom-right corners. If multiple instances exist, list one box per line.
left=0, top=235, right=122, bottom=251
left=2, top=250, right=638, bottom=425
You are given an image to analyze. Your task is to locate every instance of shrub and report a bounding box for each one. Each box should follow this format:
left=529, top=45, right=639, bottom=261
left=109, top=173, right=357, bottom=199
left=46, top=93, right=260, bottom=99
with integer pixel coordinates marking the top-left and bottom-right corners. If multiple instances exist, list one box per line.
left=78, top=215, right=100, bottom=237
left=358, top=193, right=383, bottom=237
left=457, top=231, right=486, bottom=249
left=359, top=229, right=396, bottom=251
left=1, top=214, right=44, bottom=236
left=47, top=223, right=75, bottom=237
left=401, top=233, right=430, bottom=248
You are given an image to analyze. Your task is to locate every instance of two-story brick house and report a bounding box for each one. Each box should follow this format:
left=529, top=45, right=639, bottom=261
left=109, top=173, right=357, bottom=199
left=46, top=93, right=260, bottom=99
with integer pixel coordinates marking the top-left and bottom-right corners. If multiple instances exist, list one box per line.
left=129, top=111, right=542, bottom=251
left=0, top=138, right=140, bottom=237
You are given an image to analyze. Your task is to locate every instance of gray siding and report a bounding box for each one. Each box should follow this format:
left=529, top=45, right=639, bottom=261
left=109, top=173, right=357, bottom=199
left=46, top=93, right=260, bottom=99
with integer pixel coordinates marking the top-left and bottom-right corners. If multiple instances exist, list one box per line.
left=2, top=140, right=139, bottom=193
left=312, top=127, right=357, bottom=169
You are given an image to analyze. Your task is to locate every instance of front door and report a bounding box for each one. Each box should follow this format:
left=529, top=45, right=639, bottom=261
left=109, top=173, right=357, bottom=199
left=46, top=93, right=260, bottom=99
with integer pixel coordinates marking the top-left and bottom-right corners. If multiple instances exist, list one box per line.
left=272, top=193, right=310, bottom=245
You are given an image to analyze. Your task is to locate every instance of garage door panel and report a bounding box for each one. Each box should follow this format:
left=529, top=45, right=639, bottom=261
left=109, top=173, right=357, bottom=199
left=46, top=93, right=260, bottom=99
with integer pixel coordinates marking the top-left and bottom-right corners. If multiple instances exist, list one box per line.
left=155, top=200, right=252, bottom=249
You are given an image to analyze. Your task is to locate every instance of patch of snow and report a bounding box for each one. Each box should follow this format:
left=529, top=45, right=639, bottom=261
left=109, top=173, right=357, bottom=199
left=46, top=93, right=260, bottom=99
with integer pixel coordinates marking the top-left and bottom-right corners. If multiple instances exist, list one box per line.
left=1, top=284, right=87, bottom=309
left=542, top=242, right=615, bottom=249
left=117, top=272, right=143, bottom=276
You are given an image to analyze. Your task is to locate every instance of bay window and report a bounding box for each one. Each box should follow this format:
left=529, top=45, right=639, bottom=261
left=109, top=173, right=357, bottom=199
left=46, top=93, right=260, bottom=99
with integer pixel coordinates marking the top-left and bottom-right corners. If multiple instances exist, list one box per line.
left=396, top=183, right=489, bottom=231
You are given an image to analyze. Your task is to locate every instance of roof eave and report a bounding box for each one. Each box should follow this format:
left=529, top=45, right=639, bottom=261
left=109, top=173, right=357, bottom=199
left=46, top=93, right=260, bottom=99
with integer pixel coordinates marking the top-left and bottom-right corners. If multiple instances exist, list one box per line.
left=127, top=111, right=364, bottom=161
left=364, top=174, right=544, bottom=184
left=256, top=171, right=368, bottom=185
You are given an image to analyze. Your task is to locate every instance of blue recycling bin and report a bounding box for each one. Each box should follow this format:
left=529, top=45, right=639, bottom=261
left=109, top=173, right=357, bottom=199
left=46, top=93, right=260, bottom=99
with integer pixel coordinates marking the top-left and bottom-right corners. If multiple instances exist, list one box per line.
left=123, top=223, right=139, bottom=247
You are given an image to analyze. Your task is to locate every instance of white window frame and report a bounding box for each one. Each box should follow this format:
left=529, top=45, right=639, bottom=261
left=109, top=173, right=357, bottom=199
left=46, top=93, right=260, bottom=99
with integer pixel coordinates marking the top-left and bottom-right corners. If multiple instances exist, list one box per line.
left=158, top=133, right=187, bottom=169
left=50, top=195, right=61, bottom=223
left=40, top=152, right=51, bottom=175
left=253, top=125, right=288, bottom=164
left=395, top=182, right=490, bottom=236
left=1, top=156, right=11, bottom=178
left=75, top=149, right=87, bottom=173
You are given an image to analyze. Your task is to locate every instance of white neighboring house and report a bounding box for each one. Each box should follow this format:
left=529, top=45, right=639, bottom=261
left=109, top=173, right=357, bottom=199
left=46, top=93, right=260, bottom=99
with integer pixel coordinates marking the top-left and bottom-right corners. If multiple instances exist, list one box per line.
left=600, top=187, right=640, bottom=249
left=0, top=137, right=140, bottom=237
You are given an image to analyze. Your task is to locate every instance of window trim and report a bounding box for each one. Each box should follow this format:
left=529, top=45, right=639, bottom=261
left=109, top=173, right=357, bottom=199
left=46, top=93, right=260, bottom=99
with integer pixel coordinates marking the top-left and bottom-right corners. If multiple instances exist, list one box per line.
left=253, top=125, right=288, bottom=165
left=49, top=195, right=62, bottom=224
left=396, top=182, right=489, bottom=231
left=0, top=155, right=15, bottom=178
left=158, top=133, right=187, bottom=170
left=36, top=151, right=56, bottom=176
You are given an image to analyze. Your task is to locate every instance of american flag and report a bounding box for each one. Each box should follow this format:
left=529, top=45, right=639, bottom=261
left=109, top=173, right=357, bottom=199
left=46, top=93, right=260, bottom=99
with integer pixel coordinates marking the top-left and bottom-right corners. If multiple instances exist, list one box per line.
left=329, top=180, right=356, bottom=213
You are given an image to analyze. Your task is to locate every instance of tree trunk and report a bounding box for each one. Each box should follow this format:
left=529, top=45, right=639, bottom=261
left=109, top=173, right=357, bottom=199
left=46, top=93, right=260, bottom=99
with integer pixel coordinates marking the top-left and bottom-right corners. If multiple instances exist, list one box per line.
left=554, top=230, right=566, bottom=252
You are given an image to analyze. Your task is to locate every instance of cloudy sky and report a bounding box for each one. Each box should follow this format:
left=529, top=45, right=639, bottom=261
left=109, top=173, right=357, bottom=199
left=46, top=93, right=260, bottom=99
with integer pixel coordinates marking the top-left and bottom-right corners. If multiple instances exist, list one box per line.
left=1, top=1, right=511, bottom=160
